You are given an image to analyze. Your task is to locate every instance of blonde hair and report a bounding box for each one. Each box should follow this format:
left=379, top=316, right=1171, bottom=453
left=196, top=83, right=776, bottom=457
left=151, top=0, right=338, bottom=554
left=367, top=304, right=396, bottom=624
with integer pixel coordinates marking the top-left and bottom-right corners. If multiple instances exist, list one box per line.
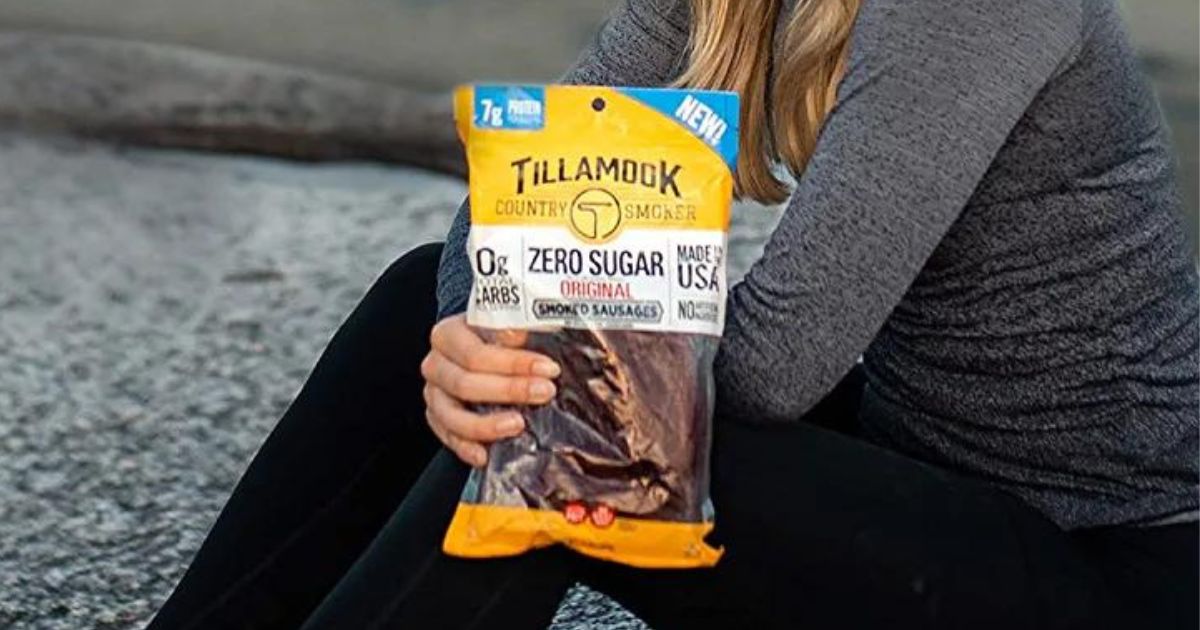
left=675, top=0, right=861, bottom=204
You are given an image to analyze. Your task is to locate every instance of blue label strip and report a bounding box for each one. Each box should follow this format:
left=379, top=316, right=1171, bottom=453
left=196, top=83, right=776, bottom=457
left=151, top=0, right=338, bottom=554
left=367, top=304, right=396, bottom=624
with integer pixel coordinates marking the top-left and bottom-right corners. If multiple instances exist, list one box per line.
left=473, top=85, right=546, bottom=130
left=618, top=87, right=740, bottom=170
left=471, top=85, right=740, bottom=169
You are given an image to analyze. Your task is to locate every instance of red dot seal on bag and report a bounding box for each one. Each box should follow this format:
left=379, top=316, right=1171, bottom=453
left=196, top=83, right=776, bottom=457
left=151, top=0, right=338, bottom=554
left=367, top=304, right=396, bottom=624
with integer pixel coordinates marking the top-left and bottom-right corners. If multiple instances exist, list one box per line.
left=589, top=504, right=616, bottom=528
left=563, top=501, right=588, bottom=525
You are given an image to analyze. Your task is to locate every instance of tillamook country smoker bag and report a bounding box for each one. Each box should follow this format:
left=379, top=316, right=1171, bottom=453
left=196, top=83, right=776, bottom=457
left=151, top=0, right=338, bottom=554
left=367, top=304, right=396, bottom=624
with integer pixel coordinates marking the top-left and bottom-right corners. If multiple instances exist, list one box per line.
left=442, top=84, right=739, bottom=568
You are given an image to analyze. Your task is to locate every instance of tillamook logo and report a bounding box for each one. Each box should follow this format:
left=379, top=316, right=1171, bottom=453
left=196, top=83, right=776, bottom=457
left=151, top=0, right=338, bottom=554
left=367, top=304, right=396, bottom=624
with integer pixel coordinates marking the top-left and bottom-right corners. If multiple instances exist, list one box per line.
left=510, top=156, right=683, bottom=197
left=569, top=188, right=622, bottom=243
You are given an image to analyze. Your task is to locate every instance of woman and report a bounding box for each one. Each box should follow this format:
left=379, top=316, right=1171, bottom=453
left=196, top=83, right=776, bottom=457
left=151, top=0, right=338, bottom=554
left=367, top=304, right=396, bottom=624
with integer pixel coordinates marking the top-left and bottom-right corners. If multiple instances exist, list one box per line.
left=150, top=0, right=1199, bottom=627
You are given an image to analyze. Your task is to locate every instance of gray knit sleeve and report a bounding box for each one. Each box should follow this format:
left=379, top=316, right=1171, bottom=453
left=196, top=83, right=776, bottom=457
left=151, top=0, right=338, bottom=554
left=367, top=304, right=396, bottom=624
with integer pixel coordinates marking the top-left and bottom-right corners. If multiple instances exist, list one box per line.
left=713, top=0, right=1082, bottom=422
left=434, top=0, right=692, bottom=319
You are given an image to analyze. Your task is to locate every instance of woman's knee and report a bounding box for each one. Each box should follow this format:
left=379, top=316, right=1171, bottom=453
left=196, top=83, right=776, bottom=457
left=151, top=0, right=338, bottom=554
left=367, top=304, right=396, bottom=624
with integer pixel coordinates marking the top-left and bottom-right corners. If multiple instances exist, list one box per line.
left=359, top=242, right=444, bottom=320
left=318, top=242, right=445, bottom=386
left=376, top=242, right=444, bottom=296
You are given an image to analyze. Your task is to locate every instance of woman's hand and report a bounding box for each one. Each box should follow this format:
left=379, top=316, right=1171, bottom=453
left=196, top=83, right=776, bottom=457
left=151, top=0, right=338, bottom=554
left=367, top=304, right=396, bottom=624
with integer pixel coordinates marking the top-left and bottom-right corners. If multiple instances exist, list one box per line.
left=421, top=314, right=560, bottom=467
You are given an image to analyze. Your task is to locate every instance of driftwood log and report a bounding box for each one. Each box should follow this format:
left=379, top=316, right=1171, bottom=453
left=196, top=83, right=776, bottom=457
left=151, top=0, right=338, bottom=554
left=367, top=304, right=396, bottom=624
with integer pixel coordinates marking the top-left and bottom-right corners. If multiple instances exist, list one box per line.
left=0, top=31, right=465, bottom=177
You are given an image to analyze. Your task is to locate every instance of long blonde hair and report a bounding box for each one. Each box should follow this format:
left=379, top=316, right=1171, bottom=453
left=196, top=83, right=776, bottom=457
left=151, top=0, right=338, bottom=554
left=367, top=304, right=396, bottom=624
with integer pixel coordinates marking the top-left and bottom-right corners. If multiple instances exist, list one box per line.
left=675, top=0, right=861, bottom=203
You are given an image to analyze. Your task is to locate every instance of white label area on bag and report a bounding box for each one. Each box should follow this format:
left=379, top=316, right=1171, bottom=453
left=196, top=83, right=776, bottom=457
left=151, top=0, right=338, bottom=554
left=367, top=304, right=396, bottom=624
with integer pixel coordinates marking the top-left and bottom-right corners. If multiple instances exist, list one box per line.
left=466, top=226, right=727, bottom=336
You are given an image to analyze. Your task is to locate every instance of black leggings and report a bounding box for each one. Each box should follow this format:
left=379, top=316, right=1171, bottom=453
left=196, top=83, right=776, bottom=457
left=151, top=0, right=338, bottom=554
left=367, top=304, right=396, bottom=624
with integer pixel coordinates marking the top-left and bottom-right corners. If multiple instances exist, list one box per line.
left=149, top=244, right=1197, bottom=630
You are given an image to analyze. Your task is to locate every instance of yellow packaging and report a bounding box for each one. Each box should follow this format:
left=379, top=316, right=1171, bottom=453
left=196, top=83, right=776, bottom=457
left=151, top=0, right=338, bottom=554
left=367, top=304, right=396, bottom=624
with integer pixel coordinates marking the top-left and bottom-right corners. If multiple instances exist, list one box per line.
left=443, top=84, right=739, bottom=568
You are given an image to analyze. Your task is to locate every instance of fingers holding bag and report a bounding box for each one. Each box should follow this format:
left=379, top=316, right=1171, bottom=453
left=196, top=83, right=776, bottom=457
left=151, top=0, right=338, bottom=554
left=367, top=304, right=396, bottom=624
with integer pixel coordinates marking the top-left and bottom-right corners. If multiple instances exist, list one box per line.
left=420, top=314, right=559, bottom=467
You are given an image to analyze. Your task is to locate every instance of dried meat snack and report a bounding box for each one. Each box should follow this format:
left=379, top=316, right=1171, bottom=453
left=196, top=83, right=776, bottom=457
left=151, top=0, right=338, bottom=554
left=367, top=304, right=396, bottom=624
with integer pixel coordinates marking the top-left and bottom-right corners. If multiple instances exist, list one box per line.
left=480, top=329, right=714, bottom=522
left=442, top=84, right=738, bottom=568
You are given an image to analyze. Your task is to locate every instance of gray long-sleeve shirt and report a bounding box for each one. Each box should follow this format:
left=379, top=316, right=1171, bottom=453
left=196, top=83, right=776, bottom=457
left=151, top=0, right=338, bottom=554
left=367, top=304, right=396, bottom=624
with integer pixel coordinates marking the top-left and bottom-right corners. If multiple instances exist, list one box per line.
left=435, top=0, right=1199, bottom=529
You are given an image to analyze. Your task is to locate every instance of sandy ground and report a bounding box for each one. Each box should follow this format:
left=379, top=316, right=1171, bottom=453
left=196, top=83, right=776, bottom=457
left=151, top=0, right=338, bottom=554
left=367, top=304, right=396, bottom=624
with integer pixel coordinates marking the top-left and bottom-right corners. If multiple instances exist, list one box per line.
left=0, top=130, right=780, bottom=629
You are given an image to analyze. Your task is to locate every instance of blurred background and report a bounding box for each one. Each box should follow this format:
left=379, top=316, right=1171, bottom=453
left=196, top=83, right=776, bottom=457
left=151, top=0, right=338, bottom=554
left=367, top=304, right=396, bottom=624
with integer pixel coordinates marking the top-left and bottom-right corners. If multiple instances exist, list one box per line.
left=0, top=1, right=1195, bottom=628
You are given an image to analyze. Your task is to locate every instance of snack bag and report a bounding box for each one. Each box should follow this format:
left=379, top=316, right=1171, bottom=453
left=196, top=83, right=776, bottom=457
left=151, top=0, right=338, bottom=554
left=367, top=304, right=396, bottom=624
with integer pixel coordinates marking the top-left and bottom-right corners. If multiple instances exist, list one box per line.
left=442, top=84, right=738, bottom=568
